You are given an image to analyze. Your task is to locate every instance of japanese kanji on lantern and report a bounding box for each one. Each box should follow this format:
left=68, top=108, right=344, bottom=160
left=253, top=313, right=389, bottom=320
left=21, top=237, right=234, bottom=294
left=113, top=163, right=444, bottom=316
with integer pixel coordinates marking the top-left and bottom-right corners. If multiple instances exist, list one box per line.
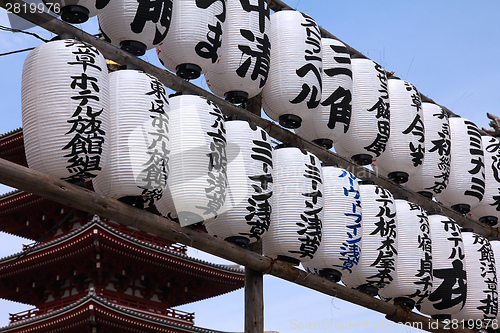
left=98, top=0, right=173, bottom=56
left=92, top=68, right=170, bottom=208
left=417, top=214, right=466, bottom=320
left=453, top=230, right=498, bottom=323
left=405, top=102, right=451, bottom=199
left=373, top=77, right=424, bottom=184
left=205, top=0, right=270, bottom=104
left=436, top=116, right=485, bottom=214
left=205, top=118, right=273, bottom=248
left=295, top=38, right=353, bottom=150
left=333, top=57, right=390, bottom=165
left=156, top=0, right=226, bottom=80
left=261, top=9, right=322, bottom=129
left=21, top=37, right=109, bottom=184
left=342, top=182, right=397, bottom=296
left=155, top=93, right=227, bottom=227
left=303, top=164, right=361, bottom=282
left=470, top=135, right=500, bottom=226
left=44, top=0, right=110, bottom=23
left=262, top=144, right=323, bottom=265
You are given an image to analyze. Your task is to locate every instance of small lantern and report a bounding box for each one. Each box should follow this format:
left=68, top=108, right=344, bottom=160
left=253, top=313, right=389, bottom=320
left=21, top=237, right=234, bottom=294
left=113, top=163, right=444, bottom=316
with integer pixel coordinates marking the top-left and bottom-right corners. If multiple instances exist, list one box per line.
left=45, top=0, right=110, bottom=23
left=342, top=182, right=397, bottom=296
left=92, top=68, right=170, bottom=208
left=21, top=38, right=109, bottom=183
left=262, top=144, right=323, bottom=265
left=156, top=0, right=226, bottom=79
left=333, top=57, right=390, bottom=165
left=204, top=0, right=270, bottom=104
left=155, top=94, right=227, bottom=227
left=406, top=103, right=451, bottom=199
left=374, top=78, right=424, bottom=184
left=436, top=117, right=485, bottom=214
left=261, top=10, right=322, bottom=129
left=205, top=119, right=273, bottom=247
left=304, top=165, right=361, bottom=282
left=99, top=0, right=173, bottom=56
left=295, top=38, right=353, bottom=149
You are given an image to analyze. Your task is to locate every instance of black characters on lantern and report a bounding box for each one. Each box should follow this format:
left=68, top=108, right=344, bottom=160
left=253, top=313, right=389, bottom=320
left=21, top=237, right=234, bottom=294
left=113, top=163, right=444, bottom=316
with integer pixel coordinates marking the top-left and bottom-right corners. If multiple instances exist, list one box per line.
left=194, top=0, right=226, bottom=63
left=131, top=0, right=173, bottom=45
left=486, top=139, right=500, bottom=211
left=473, top=234, right=498, bottom=319
left=402, top=86, right=425, bottom=167
left=464, top=121, right=485, bottom=201
left=426, top=111, right=451, bottom=195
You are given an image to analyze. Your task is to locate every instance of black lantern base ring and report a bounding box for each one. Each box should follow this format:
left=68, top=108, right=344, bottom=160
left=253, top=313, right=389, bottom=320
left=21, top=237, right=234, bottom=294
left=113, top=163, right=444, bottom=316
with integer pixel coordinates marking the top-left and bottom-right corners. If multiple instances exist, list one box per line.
left=312, top=138, right=333, bottom=150
left=225, top=91, right=249, bottom=104
left=61, top=5, right=90, bottom=24
left=120, top=40, right=147, bottom=57
left=278, top=114, right=302, bottom=129
left=318, top=268, right=341, bottom=282
left=276, top=255, right=300, bottom=266
left=388, top=171, right=409, bottom=184
left=356, top=284, right=378, bottom=296
left=225, top=236, right=250, bottom=249
left=417, top=191, right=433, bottom=199
left=351, top=154, right=372, bottom=166
left=451, top=203, right=471, bottom=215
left=118, top=196, right=145, bottom=209
left=394, top=297, right=415, bottom=310
left=176, top=63, right=202, bottom=80
left=430, top=314, right=451, bottom=320
left=480, top=216, right=498, bottom=226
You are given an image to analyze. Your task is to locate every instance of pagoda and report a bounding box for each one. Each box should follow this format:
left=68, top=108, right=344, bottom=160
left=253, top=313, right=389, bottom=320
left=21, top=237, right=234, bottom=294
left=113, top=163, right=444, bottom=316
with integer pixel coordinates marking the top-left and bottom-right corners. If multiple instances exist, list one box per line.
left=0, top=129, right=245, bottom=332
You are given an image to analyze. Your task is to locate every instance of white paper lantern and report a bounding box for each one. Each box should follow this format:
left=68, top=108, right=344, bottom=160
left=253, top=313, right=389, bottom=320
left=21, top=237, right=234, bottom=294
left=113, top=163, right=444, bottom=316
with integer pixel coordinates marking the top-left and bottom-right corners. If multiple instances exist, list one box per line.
left=99, top=0, right=173, bottom=56
left=262, top=145, right=323, bottom=265
left=44, top=0, right=110, bottom=23
left=204, top=0, right=270, bottom=104
left=261, top=10, right=322, bottom=129
left=342, top=183, right=397, bottom=296
left=405, top=103, right=451, bottom=199
left=92, top=69, right=170, bottom=208
left=470, top=136, right=500, bottom=226
left=295, top=38, right=352, bottom=149
left=21, top=38, right=109, bottom=183
left=379, top=199, right=431, bottom=309
left=333, top=57, right=390, bottom=165
left=374, top=78, right=424, bottom=183
left=156, top=0, right=226, bottom=79
left=491, top=239, right=500, bottom=324
left=418, top=214, right=466, bottom=319
left=303, top=165, right=361, bottom=282
left=155, top=94, right=227, bottom=227
left=436, top=117, right=485, bottom=214
left=205, top=119, right=273, bottom=247
left=453, top=231, right=498, bottom=322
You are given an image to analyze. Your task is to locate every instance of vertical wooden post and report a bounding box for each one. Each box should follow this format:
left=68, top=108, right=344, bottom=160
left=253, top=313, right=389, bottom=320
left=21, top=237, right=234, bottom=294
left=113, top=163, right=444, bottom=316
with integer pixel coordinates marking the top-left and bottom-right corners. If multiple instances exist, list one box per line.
left=245, top=94, right=264, bottom=333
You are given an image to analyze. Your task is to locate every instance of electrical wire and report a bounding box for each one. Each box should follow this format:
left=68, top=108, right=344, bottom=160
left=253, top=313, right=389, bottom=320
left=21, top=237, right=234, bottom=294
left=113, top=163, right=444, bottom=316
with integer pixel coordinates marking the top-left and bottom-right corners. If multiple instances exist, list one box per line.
left=0, top=24, right=49, bottom=42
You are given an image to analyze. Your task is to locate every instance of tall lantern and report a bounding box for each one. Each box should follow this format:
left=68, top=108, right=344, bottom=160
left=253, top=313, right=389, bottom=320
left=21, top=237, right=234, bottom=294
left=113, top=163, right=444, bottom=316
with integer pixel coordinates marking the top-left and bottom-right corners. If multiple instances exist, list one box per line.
left=204, top=0, right=270, bottom=104
left=342, top=183, right=397, bottom=296
left=379, top=199, right=432, bottom=309
left=406, top=103, right=451, bottom=199
left=155, top=94, right=227, bottom=227
left=261, top=10, right=322, bottom=129
left=453, top=231, right=497, bottom=323
left=303, top=165, right=361, bottom=282
left=471, top=136, right=500, bottom=226
left=333, top=57, right=390, bottom=165
left=98, top=0, right=173, bottom=56
left=295, top=38, right=353, bottom=150
left=436, top=117, right=485, bottom=214
left=92, top=68, right=170, bottom=208
left=44, top=0, right=111, bottom=23
left=374, top=78, right=424, bottom=184
left=205, top=119, right=273, bottom=247
left=262, top=145, right=323, bottom=265
left=156, top=0, right=226, bottom=79
left=21, top=38, right=109, bottom=183
left=417, top=214, right=466, bottom=319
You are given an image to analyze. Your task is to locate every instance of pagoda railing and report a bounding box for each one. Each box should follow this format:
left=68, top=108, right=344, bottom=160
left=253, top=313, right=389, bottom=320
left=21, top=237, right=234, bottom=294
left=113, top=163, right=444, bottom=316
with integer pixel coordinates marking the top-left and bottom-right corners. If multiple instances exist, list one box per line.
left=9, top=295, right=82, bottom=323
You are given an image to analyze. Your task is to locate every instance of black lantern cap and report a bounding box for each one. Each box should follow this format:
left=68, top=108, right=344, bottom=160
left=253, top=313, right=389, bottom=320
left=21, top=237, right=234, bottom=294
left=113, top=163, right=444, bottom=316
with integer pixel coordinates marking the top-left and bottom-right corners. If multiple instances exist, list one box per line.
left=176, top=63, right=202, bottom=80
left=120, top=40, right=147, bottom=56
left=61, top=5, right=89, bottom=24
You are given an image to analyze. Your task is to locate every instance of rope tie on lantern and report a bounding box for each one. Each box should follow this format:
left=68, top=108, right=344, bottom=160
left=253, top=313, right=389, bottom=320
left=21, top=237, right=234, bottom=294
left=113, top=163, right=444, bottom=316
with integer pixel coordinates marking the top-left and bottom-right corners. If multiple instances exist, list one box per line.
left=264, top=257, right=279, bottom=274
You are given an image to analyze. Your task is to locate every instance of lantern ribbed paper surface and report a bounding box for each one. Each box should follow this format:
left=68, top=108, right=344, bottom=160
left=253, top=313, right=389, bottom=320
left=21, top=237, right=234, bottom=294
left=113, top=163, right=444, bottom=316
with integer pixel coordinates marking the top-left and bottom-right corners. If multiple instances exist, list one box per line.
left=342, top=184, right=397, bottom=296
left=406, top=103, right=450, bottom=199
left=374, top=78, right=424, bottom=184
left=295, top=38, right=352, bottom=150
left=418, top=215, right=466, bottom=318
left=92, top=69, right=169, bottom=207
left=46, top=0, right=110, bottom=23
left=205, top=120, right=273, bottom=247
left=155, top=94, right=227, bottom=227
left=204, top=0, right=270, bottom=104
left=21, top=39, right=109, bottom=183
left=453, top=232, right=498, bottom=322
left=303, top=166, right=361, bottom=282
left=436, top=117, right=485, bottom=214
left=262, top=146, right=323, bottom=264
left=261, top=10, right=322, bottom=129
left=334, top=58, right=390, bottom=166
left=99, top=0, right=173, bottom=56
left=470, top=136, right=500, bottom=226
left=379, top=200, right=431, bottom=309
left=491, top=240, right=500, bottom=324
left=156, top=0, right=225, bottom=79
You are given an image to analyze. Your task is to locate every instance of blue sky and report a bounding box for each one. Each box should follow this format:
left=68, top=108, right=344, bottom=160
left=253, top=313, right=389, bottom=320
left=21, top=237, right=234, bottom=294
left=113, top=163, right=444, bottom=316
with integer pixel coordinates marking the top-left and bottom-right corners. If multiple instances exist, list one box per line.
left=1, top=0, right=500, bottom=332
